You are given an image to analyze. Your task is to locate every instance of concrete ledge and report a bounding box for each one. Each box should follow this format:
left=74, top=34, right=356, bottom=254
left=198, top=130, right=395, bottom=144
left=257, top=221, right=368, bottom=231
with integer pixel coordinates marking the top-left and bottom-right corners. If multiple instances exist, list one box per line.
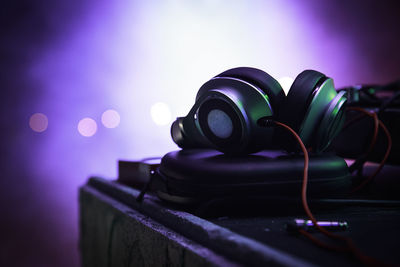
left=80, top=185, right=240, bottom=267
left=83, top=177, right=315, bottom=267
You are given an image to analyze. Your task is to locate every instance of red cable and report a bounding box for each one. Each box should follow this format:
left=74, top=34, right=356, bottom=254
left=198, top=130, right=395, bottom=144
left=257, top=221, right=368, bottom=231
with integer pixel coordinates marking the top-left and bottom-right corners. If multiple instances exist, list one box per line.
left=346, top=107, right=379, bottom=165
left=274, top=121, right=385, bottom=266
left=344, top=107, right=392, bottom=193
left=351, top=119, right=392, bottom=193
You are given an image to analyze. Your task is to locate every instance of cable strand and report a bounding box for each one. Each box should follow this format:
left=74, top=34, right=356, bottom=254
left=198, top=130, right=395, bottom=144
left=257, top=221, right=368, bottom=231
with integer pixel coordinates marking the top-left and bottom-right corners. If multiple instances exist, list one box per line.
left=273, top=121, right=386, bottom=266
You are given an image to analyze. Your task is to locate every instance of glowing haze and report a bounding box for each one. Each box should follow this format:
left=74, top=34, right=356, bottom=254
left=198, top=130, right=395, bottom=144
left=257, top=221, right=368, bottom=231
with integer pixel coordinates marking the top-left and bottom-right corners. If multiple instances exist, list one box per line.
left=28, top=0, right=357, bottom=180
left=7, top=0, right=399, bottom=266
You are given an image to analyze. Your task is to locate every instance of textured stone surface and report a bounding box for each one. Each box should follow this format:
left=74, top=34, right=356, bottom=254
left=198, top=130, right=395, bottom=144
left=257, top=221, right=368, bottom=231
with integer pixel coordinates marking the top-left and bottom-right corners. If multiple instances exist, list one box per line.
left=83, top=177, right=313, bottom=267
left=80, top=185, right=240, bottom=267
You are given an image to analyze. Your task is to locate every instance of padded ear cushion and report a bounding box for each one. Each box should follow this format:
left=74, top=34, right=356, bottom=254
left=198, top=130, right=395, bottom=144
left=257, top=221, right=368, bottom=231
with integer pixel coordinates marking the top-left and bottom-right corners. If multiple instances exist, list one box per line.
left=279, top=70, right=327, bottom=133
left=216, top=67, right=285, bottom=114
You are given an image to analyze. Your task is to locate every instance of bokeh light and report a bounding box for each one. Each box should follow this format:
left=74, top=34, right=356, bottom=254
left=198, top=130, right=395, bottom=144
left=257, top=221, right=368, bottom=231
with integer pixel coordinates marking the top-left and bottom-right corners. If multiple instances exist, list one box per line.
left=29, top=113, right=48, bottom=132
left=77, top=118, right=97, bottom=137
left=278, top=77, right=294, bottom=95
left=6, top=1, right=399, bottom=266
left=150, top=102, right=172, bottom=126
left=101, top=109, right=120, bottom=128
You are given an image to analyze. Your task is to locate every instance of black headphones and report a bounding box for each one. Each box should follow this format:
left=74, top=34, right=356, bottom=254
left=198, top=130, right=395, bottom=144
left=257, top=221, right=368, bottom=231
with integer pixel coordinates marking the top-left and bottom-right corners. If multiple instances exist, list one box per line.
left=171, top=67, right=347, bottom=154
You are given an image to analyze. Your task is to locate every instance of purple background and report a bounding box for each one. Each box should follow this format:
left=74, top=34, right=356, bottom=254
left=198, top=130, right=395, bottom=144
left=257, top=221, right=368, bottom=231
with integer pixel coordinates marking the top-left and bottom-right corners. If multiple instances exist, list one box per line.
left=1, top=0, right=400, bottom=266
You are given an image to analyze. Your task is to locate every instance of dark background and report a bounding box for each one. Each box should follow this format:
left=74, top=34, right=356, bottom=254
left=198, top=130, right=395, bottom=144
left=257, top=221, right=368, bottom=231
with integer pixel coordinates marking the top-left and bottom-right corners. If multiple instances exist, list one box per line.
left=1, top=0, right=400, bottom=266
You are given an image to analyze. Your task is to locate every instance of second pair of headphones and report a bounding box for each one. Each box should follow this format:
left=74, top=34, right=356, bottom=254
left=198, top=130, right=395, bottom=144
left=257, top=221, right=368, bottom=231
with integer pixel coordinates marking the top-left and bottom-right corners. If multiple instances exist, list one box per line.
left=171, top=67, right=347, bottom=154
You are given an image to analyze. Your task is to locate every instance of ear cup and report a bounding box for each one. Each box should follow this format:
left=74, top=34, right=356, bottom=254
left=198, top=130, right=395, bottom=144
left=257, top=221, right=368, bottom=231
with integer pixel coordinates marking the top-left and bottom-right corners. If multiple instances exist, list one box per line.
left=193, top=76, right=277, bottom=154
left=278, top=70, right=346, bottom=152
left=188, top=67, right=284, bottom=154
left=279, top=70, right=326, bottom=134
left=216, top=67, right=285, bottom=115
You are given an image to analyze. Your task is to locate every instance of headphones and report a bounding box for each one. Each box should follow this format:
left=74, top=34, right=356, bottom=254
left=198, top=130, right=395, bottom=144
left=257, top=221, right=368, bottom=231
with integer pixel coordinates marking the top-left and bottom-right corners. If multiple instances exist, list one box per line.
left=171, top=67, right=347, bottom=154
